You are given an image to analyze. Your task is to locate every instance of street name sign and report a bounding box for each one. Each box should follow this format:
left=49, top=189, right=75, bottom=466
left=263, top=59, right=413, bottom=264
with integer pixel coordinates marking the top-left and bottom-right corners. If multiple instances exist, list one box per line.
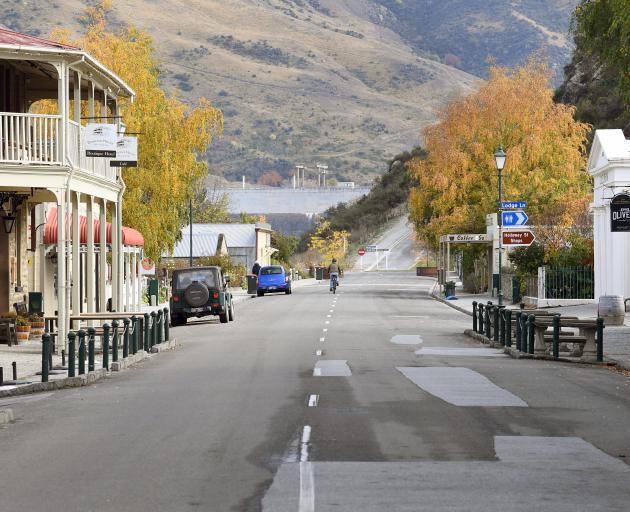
left=503, top=231, right=535, bottom=246
left=502, top=201, right=526, bottom=210
left=502, top=211, right=528, bottom=227
left=440, top=234, right=488, bottom=243
left=366, top=245, right=377, bottom=252
left=611, top=193, right=630, bottom=232
left=358, top=248, right=366, bottom=256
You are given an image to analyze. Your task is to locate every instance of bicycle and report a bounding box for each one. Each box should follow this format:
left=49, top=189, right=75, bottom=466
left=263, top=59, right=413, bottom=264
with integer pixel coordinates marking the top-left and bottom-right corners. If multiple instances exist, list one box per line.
left=331, top=274, right=338, bottom=294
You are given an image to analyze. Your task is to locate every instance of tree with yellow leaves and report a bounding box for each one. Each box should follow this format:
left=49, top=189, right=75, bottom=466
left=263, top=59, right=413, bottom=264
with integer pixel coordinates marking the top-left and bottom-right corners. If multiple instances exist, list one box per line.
left=309, top=221, right=350, bottom=264
left=51, top=1, right=223, bottom=259
left=409, top=60, right=591, bottom=247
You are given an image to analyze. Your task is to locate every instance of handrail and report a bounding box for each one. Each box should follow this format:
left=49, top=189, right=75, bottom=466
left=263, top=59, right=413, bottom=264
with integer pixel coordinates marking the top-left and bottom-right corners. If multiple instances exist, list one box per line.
left=0, top=111, right=61, bottom=119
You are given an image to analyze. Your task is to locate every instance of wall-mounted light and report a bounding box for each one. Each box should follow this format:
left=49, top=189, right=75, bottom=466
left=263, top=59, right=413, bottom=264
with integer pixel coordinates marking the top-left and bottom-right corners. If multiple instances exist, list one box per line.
left=2, top=215, right=16, bottom=234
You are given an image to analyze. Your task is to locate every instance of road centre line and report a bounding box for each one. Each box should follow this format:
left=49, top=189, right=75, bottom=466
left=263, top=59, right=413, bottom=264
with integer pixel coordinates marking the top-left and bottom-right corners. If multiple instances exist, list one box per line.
left=326, top=315, right=332, bottom=318
left=308, top=395, right=319, bottom=407
left=319, top=337, right=325, bottom=342
left=325, top=321, right=330, bottom=324
left=323, top=329, right=328, bottom=332
left=315, top=350, right=323, bottom=356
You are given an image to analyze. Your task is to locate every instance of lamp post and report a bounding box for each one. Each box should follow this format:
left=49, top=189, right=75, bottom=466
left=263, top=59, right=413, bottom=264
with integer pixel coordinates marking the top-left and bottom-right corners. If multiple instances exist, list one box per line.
left=494, top=145, right=507, bottom=306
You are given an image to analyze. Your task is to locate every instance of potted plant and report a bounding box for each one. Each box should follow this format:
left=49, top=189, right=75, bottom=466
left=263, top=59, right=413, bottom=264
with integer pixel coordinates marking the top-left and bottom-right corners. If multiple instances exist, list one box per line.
left=15, top=315, right=31, bottom=342
left=29, top=313, right=45, bottom=338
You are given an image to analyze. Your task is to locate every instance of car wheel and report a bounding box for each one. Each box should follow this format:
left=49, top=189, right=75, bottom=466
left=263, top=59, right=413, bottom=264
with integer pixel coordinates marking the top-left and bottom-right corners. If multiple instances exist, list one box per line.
left=171, top=315, right=186, bottom=327
left=285, top=288, right=291, bottom=295
left=228, top=303, right=235, bottom=321
left=219, top=311, right=229, bottom=324
left=257, top=291, right=264, bottom=297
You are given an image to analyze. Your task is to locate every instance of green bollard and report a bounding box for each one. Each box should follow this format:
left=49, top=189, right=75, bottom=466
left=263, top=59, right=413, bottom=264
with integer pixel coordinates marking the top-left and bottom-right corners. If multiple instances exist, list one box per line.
left=131, top=316, right=138, bottom=355
left=144, top=313, right=150, bottom=352
left=521, top=314, right=529, bottom=352
left=597, top=317, right=604, bottom=362
left=123, top=318, right=130, bottom=358
left=472, top=301, right=478, bottom=333
left=78, top=330, right=86, bottom=375
left=505, top=309, right=512, bottom=348
left=151, top=311, right=157, bottom=348
left=527, top=315, right=535, bottom=354
left=163, top=308, right=170, bottom=342
left=68, top=331, right=76, bottom=377
left=515, top=312, right=522, bottom=351
left=88, top=327, right=96, bottom=372
left=41, top=333, right=50, bottom=383
left=552, top=315, right=560, bottom=359
left=483, top=304, right=492, bottom=341
left=478, top=304, right=485, bottom=334
left=492, top=306, right=501, bottom=343
left=499, top=307, right=506, bottom=346
left=111, top=320, right=120, bottom=363
left=102, top=323, right=110, bottom=370
left=157, top=310, right=163, bottom=344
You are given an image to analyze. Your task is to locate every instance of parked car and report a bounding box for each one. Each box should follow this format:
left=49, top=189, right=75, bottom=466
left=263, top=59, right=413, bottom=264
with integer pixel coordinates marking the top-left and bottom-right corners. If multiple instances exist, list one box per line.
left=169, top=266, right=235, bottom=326
left=257, top=265, right=291, bottom=296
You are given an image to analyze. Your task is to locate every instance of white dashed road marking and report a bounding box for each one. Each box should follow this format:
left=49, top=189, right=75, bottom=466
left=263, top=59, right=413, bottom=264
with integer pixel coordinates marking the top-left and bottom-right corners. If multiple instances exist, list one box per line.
left=397, top=367, right=527, bottom=407
left=319, top=337, right=325, bottom=342
left=308, top=395, right=319, bottom=407
left=390, top=335, right=423, bottom=345
left=314, top=360, right=352, bottom=377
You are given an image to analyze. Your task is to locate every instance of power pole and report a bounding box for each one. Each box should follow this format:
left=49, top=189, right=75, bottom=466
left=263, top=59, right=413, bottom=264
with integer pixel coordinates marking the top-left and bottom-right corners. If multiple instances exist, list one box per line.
left=317, top=164, right=328, bottom=188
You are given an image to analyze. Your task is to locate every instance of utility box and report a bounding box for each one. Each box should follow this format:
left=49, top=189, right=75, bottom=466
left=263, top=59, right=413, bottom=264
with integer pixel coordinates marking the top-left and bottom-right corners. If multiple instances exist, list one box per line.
left=315, top=267, right=325, bottom=280
left=148, top=279, right=159, bottom=306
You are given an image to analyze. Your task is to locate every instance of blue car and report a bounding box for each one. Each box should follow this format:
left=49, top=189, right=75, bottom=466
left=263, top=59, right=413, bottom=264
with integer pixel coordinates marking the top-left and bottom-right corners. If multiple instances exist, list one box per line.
left=257, top=265, right=292, bottom=296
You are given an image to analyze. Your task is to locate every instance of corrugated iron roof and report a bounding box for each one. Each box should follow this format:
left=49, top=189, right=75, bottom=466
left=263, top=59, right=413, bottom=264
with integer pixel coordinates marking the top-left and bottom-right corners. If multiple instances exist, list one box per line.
left=0, top=27, right=79, bottom=50
left=170, top=233, right=221, bottom=258
left=190, top=224, right=257, bottom=248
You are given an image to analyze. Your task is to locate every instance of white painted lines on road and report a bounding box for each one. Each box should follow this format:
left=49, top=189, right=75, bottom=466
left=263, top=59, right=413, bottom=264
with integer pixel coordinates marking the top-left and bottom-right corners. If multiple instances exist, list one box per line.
left=416, top=347, right=507, bottom=357
left=325, top=321, right=330, bottom=325
left=315, top=350, right=323, bottom=356
left=308, top=395, right=319, bottom=407
left=323, top=329, right=328, bottom=333
left=329, top=309, right=333, bottom=313
left=390, top=334, right=423, bottom=345
left=319, top=337, right=325, bottom=342
left=397, top=367, right=528, bottom=407
left=314, top=360, right=352, bottom=377
left=392, top=315, right=429, bottom=319
left=326, top=315, right=332, bottom=318
left=299, top=461, right=315, bottom=512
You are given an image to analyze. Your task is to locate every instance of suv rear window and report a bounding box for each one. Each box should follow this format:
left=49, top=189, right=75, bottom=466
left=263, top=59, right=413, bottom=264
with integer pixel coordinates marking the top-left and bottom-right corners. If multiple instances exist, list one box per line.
left=260, top=266, right=284, bottom=275
left=174, top=269, right=219, bottom=290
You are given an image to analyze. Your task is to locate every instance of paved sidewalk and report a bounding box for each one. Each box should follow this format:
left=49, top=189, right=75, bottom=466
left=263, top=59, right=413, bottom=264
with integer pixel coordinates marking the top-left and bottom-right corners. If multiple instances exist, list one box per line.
left=434, top=288, right=630, bottom=369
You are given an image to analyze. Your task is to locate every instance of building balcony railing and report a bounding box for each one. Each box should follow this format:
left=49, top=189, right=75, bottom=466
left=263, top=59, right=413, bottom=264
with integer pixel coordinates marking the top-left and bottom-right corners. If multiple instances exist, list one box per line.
left=0, top=112, right=117, bottom=182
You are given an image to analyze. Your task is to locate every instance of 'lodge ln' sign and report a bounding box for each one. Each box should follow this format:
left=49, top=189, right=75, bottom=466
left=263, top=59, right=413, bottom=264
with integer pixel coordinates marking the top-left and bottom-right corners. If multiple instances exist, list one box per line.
left=611, top=193, right=630, bottom=232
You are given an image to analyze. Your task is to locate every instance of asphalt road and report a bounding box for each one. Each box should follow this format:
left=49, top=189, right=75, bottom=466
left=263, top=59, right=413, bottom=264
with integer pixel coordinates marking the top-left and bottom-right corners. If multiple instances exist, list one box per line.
left=355, top=217, right=419, bottom=271
left=1, top=272, right=630, bottom=511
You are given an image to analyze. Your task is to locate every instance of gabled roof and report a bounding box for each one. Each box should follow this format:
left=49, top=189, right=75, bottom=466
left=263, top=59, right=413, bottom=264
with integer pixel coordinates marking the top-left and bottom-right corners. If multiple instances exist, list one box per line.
left=190, top=224, right=258, bottom=248
left=170, top=232, right=222, bottom=258
left=588, top=129, right=630, bottom=174
left=0, top=27, right=79, bottom=51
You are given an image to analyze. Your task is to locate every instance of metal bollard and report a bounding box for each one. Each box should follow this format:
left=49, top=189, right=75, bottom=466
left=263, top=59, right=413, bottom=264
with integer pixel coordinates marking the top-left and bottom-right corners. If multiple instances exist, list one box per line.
left=123, top=318, right=130, bottom=358
left=68, top=331, right=76, bottom=377
left=552, top=315, right=560, bottom=359
left=157, top=310, right=163, bottom=344
left=42, top=333, right=50, bottom=382
left=144, top=313, right=150, bottom=352
left=493, top=306, right=500, bottom=343
left=597, top=317, right=605, bottom=362
left=102, top=323, right=110, bottom=370
left=78, top=330, right=86, bottom=375
left=478, top=304, right=485, bottom=334
left=62, top=349, right=66, bottom=367
left=515, top=312, right=522, bottom=351
left=111, top=320, right=120, bottom=363
left=131, top=316, right=138, bottom=355
left=88, top=327, right=96, bottom=372
left=163, top=308, right=170, bottom=342
left=483, top=304, right=492, bottom=341
left=151, top=311, right=157, bottom=348
left=12, top=361, right=17, bottom=381
left=505, top=309, right=512, bottom=348
left=472, top=301, right=478, bottom=333
left=499, top=308, right=506, bottom=346
left=527, top=315, right=535, bottom=354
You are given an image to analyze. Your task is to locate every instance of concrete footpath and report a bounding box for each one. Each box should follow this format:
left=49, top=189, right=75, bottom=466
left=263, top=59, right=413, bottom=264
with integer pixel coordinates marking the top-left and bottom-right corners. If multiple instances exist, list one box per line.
left=433, top=288, right=630, bottom=369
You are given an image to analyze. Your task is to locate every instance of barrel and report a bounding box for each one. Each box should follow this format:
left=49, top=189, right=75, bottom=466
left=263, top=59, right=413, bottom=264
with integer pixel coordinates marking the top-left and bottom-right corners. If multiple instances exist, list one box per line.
left=598, top=295, right=625, bottom=326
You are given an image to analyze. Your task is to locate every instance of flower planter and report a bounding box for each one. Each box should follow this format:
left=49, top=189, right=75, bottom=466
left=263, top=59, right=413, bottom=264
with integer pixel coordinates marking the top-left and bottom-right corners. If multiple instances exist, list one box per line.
left=16, top=324, right=31, bottom=342
left=30, top=321, right=45, bottom=339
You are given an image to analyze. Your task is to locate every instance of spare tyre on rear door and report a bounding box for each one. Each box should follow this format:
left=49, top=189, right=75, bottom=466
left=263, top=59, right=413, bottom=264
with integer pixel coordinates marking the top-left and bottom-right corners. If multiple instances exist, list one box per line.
left=185, top=281, right=210, bottom=307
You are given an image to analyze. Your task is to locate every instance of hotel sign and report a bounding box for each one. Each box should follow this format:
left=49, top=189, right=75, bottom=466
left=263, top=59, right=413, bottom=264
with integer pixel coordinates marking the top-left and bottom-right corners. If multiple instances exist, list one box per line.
left=611, top=193, right=630, bottom=232
left=85, top=124, right=117, bottom=157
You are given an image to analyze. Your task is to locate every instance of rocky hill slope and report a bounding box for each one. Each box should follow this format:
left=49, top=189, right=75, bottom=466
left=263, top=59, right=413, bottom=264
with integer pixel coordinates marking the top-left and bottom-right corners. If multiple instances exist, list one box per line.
left=2, top=0, right=577, bottom=184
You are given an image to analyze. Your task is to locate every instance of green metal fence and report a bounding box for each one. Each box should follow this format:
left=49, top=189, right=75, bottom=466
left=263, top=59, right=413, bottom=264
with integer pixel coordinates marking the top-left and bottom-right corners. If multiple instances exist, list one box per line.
left=544, top=266, right=594, bottom=300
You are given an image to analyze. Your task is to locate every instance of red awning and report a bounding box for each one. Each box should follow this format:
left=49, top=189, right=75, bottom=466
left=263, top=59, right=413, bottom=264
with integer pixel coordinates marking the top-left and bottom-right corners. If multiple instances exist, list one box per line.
left=43, top=208, right=144, bottom=247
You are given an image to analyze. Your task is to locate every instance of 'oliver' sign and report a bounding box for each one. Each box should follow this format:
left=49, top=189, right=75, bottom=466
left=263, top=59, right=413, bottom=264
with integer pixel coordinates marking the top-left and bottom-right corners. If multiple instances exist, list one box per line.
left=611, top=193, right=630, bottom=232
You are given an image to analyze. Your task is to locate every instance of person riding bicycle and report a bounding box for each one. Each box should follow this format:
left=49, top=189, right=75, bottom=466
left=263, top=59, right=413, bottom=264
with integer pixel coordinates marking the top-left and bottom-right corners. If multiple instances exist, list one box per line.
left=327, top=258, right=342, bottom=291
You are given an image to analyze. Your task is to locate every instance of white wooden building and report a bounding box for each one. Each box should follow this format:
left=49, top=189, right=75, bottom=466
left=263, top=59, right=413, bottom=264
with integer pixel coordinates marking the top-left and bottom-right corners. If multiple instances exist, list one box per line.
left=0, top=27, right=142, bottom=347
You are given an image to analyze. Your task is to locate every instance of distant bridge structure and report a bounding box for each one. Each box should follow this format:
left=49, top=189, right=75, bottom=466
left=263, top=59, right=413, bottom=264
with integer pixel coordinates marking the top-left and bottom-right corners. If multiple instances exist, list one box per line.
left=218, top=187, right=371, bottom=215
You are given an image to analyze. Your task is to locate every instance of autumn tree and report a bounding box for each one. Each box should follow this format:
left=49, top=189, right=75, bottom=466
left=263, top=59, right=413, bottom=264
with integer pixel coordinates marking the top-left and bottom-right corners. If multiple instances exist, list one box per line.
left=52, top=1, right=223, bottom=259
left=308, top=220, right=350, bottom=264
left=409, top=61, right=591, bottom=247
left=258, top=171, right=284, bottom=187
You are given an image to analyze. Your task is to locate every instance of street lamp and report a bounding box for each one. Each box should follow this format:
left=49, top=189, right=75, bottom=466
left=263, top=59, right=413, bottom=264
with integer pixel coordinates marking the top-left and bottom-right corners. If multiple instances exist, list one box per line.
left=494, top=145, right=507, bottom=306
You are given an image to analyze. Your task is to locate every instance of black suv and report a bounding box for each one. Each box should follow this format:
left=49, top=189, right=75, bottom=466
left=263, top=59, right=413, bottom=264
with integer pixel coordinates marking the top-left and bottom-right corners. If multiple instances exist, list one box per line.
left=170, top=266, right=235, bottom=326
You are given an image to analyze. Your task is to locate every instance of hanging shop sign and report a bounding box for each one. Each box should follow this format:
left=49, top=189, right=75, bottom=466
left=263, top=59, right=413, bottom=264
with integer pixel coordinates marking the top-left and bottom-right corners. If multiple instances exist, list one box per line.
left=110, top=136, right=138, bottom=167
left=85, top=124, right=117, bottom=157
left=611, top=193, right=630, bottom=232
left=140, top=257, right=156, bottom=275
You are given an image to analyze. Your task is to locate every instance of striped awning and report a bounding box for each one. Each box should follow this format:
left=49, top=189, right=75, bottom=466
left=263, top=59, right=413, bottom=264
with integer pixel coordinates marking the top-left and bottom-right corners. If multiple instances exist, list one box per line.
left=43, top=207, right=144, bottom=247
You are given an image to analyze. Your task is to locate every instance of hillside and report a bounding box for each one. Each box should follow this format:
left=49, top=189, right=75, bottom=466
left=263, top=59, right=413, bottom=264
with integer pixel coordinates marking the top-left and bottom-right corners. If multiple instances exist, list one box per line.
left=2, top=0, right=577, bottom=184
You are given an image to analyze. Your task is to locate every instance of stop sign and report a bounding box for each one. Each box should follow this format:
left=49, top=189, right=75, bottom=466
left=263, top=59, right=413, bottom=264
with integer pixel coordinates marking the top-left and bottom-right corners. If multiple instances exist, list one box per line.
left=358, top=248, right=366, bottom=256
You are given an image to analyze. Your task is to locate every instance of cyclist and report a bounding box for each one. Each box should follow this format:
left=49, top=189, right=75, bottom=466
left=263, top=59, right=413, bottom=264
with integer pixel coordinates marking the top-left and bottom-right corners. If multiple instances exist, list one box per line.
left=327, top=258, right=342, bottom=291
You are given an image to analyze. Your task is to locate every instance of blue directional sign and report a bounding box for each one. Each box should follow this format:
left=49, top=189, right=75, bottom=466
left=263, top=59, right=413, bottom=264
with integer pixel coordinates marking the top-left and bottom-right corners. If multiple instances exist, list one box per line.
left=502, top=201, right=527, bottom=210
left=502, top=210, right=528, bottom=226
